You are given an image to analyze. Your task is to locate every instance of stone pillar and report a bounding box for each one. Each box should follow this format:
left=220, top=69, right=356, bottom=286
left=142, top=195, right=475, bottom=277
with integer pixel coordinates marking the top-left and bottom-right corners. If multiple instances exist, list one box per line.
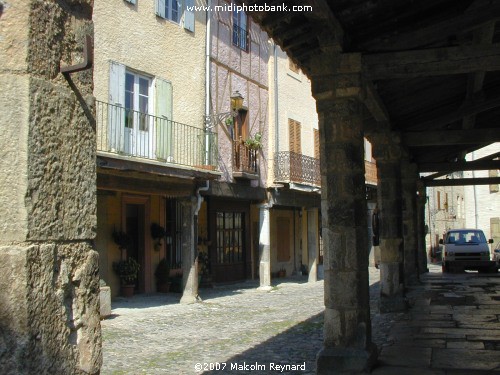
left=180, top=197, right=199, bottom=304
left=0, top=1, right=100, bottom=373
left=258, top=204, right=272, bottom=290
left=373, top=134, right=406, bottom=313
left=313, top=64, right=377, bottom=373
left=401, top=159, right=419, bottom=285
left=416, top=180, right=429, bottom=274
left=307, top=208, right=318, bottom=282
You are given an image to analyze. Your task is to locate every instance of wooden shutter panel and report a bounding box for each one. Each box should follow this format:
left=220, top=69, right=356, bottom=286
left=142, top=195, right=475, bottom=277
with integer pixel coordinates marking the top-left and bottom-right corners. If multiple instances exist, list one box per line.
left=108, top=61, right=126, bottom=152
left=314, top=128, right=320, bottom=159
left=156, top=0, right=166, bottom=18
left=184, top=0, right=195, bottom=32
left=155, top=78, right=173, bottom=161
left=288, top=119, right=301, bottom=154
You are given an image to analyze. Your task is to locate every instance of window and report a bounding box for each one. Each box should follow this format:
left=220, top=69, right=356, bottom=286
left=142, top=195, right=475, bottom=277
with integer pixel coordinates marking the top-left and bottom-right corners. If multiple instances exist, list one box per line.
left=490, top=168, right=499, bottom=193
left=216, top=212, right=244, bottom=264
left=232, top=8, right=248, bottom=50
left=314, top=128, right=320, bottom=160
left=157, top=0, right=180, bottom=23
left=108, top=61, right=173, bottom=159
left=288, top=119, right=301, bottom=154
left=125, top=72, right=151, bottom=131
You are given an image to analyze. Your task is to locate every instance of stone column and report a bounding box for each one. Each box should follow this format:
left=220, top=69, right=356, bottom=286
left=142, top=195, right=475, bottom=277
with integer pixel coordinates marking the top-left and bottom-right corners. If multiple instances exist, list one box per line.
left=307, top=208, right=318, bottom=282
left=180, top=197, right=199, bottom=304
left=0, top=1, right=100, bottom=373
left=313, top=63, right=377, bottom=373
left=416, top=180, right=429, bottom=274
left=373, top=134, right=406, bottom=313
left=401, top=159, right=419, bottom=285
left=258, top=204, right=272, bottom=290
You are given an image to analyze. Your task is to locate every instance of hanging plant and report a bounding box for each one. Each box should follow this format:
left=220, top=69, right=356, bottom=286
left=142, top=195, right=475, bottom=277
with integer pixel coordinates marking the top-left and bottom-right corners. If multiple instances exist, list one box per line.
left=112, top=230, right=133, bottom=251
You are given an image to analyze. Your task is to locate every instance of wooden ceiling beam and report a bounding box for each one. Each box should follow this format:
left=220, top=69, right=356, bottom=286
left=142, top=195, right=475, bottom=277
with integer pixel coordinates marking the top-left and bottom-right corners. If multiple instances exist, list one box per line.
left=363, top=44, right=500, bottom=79
left=403, top=128, right=500, bottom=147
left=358, top=4, right=500, bottom=51
left=407, top=93, right=500, bottom=131
left=420, top=151, right=500, bottom=179
left=418, top=159, right=500, bottom=173
left=423, top=177, right=500, bottom=187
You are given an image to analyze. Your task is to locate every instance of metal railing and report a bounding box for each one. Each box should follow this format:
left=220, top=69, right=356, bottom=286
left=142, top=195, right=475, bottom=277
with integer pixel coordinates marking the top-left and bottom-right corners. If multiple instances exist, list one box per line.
left=234, top=141, right=258, bottom=175
left=274, top=151, right=321, bottom=186
left=96, top=100, right=218, bottom=170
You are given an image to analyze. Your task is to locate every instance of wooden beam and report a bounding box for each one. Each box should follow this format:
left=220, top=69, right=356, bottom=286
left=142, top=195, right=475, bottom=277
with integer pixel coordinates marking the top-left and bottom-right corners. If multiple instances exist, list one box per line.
left=420, top=151, right=500, bottom=179
left=424, top=177, right=500, bottom=187
left=363, top=79, right=390, bottom=123
left=358, top=4, right=500, bottom=52
left=403, top=128, right=500, bottom=147
left=363, top=44, right=500, bottom=80
left=418, top=159, right=500, bottom=173
left=408, top=93, right=500, bottom=131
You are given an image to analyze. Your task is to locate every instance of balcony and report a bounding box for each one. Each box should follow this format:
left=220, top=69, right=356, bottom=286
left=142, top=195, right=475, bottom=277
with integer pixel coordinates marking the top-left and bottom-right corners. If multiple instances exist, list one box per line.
left=233, top=141, right=258, bottom=180
left=274, top=151, right=321, bottom=187
left=96, top=101, right=218, bottom=171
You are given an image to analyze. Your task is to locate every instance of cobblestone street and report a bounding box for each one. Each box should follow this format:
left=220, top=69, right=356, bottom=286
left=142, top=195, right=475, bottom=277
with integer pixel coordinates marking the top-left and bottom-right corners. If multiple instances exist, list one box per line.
left=101, top=267, right=384, bottom=375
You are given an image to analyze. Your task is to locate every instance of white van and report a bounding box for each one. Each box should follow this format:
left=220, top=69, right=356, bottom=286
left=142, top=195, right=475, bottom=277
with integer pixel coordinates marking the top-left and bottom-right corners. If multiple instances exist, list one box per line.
left=440, top=229, right=496, bottom=273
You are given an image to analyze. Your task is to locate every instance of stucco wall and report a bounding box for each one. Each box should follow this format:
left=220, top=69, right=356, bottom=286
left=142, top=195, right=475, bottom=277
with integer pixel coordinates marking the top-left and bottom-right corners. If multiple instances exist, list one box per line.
left=267, top=45, right=319, bottom=186
left=93, top=0, right=206, bottom=127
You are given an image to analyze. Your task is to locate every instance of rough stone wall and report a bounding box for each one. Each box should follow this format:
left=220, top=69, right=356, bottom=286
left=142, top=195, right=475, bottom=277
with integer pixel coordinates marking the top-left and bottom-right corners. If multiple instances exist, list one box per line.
left=0, top=0, right=101, bottom=373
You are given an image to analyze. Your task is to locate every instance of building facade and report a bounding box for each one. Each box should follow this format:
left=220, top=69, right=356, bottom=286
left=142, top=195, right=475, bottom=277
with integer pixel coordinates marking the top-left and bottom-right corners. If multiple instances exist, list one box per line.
left=93, top=0, right=215, bottom=298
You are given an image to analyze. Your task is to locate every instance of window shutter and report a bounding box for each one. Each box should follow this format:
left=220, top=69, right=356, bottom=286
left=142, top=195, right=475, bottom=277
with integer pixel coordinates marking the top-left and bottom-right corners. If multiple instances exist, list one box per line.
left=314, top=128, right=319, bottom=159
left=155, top=78, right=173, bottom=161
left=124, top=0, right=136, bottom=5
left=156, top=0, right=166, bottom=18
left=288, top=119, right=301, bottom=154
left=108, top=61, right=126, bottom=152
left=184, top=0, right=195, bottom=32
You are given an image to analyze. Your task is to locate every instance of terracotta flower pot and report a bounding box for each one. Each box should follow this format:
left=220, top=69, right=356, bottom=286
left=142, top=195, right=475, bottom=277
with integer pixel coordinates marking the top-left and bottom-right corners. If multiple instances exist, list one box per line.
left=120, top=284, right=135, bottom=298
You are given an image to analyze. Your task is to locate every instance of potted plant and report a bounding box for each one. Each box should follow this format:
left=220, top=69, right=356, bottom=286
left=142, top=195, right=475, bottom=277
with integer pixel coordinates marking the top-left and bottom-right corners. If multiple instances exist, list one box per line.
left=155, top=258, right=171, bottom=293
left=112, top=257, right=140, bottom=297
left=244, top=132, right=263, bottom=150
left=150, top=223, right=166, bottom=251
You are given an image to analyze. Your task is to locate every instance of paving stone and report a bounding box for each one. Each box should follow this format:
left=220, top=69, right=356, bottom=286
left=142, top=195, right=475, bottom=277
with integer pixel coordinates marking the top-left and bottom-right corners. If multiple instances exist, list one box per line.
left=378, top=346, right=432, bottom=367
left=432, top=348, right=500, bottom=371
left=446, top=341, right=485, bottom=349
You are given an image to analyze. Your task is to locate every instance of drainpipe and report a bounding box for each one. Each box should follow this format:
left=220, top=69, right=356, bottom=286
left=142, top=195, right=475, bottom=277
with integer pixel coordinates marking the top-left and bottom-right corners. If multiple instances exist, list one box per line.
left=274, top=43, right=279, bottom=155
left=472, top=151, right=479, bottom=229
left=204, top=0, right=212, bottom=165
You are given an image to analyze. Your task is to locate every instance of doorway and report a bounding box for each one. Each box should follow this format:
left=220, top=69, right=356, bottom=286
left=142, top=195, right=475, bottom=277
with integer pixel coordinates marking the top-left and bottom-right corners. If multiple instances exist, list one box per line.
left=122, top=195, right=151, bottom=293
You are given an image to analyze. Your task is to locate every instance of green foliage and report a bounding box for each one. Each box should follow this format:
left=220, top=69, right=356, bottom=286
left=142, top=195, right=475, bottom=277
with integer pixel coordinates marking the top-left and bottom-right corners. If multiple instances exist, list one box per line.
left=244, top=132, right=263, bottom=150
left=112, top=258, right=140, bottom=285
left=150, top=223, right=167, bottom=240
left=112, top=230, right=133, bottom=250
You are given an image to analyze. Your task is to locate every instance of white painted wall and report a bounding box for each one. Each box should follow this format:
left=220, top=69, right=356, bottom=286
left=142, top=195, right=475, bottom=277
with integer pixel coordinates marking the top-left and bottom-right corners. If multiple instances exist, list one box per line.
left=464, top=143, right=500, bottom=239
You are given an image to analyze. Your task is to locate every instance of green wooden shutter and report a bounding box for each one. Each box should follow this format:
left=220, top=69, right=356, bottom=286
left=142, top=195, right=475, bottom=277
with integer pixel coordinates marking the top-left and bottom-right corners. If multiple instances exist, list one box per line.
left=184, top=0, right=195, bottom=32
left=108, top=61, right=126, bottom=151
left=155, top=78, right=173, bottom=161
left=156, top=0, right=166, bottom=18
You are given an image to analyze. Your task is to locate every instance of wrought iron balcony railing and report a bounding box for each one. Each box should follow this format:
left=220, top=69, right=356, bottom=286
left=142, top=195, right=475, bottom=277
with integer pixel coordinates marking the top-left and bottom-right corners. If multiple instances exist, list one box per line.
left=96, top=100, right=218, bottom=170
left=233, top=141, right=258, bottom=178
left=274, top=151, right=321, bottom=186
